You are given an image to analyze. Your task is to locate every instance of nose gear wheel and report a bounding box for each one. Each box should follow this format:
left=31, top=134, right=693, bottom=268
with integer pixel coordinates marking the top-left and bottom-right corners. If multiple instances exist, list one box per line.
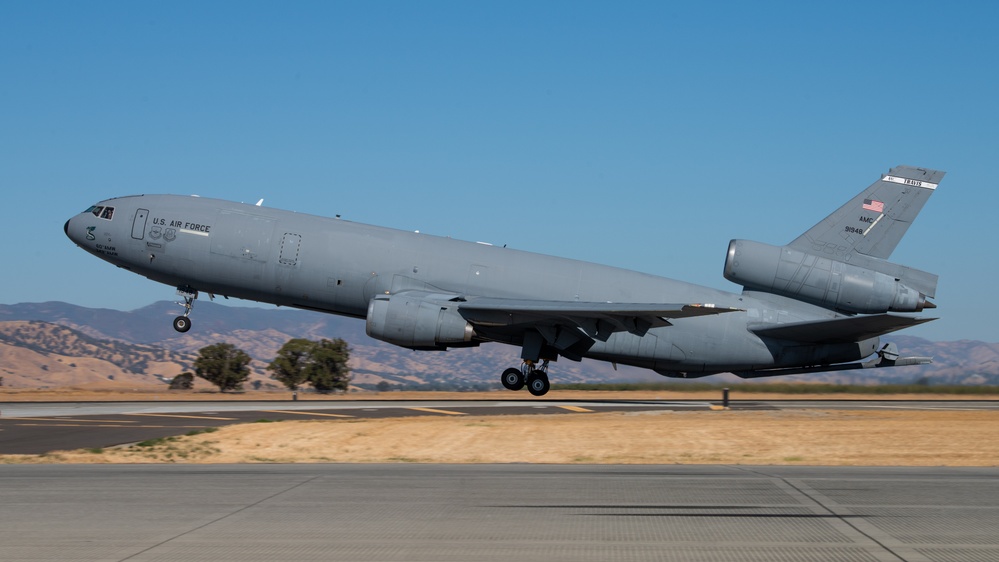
left=173, top=286, right=198, bottom=333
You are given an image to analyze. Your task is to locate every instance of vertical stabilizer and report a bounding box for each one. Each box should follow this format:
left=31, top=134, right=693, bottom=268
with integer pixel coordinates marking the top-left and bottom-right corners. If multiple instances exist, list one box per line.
left=789, top=166, right=944, bottom=260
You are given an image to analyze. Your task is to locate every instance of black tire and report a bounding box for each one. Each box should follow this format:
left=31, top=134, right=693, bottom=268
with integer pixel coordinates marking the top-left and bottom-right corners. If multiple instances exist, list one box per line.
left=526, top=370, right=550, bottom=397
left=173, top=316, right=192, bottom=333
left=501, top=368, right=525, bottom=391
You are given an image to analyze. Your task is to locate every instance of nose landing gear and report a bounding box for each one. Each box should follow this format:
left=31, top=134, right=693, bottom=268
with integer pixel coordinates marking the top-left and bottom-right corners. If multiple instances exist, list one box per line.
left=500, top=360, right=551, bottom=396
left=173, top=286, right=198, bottom=333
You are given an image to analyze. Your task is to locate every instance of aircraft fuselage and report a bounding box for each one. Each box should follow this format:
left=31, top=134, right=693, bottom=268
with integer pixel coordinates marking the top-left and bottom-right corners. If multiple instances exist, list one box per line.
left=65, top=194, right=877, bottom=377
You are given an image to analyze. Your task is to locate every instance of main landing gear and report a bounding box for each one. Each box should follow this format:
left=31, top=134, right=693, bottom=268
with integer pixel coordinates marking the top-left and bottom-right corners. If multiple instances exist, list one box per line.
left=501, top=360, right=551, bottom=396
left=172, top=287, right=198, bottom=333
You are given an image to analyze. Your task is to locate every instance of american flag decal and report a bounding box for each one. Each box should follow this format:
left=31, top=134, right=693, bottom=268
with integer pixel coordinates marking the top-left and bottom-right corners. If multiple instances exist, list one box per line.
left=862, top=198, right=884, bottom=213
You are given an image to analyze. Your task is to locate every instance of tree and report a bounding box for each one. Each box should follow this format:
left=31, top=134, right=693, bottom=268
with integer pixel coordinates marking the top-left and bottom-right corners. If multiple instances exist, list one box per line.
left=306, top=338, right=351, bottom=394
left=376, top=380, right=391, bottom=392
left=169, top=372, right=195, bottom=390
left=267, top=338, right=315, bottom=391
left=193, top=343, right=251, bottom=392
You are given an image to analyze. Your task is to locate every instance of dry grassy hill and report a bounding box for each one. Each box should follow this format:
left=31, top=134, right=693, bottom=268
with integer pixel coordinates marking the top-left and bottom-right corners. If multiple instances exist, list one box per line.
left=0, top=321, right=193, bottom=388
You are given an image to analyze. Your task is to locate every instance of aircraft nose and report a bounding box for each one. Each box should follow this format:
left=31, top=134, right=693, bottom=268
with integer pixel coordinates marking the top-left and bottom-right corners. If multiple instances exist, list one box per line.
left=64, top=217, right=80, bottom=244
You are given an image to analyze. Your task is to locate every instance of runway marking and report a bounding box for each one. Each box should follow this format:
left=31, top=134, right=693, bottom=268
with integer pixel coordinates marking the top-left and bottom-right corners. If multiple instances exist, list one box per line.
left=13, top=423, right=87, bottom=427
left=262, top=410, right=354, bottom=418
left=557, top=405, right=593, bottom=413
left=14, top=423, right=209, bottom=428
left=407, top=407, right=466, bottom=416
left=2, top=417, right=138, bottom=424
left=124, top=413, right=239, bottom=421
left=866, top=405, right=985, bottom=411
left=134, top=425, right=209, bottom=429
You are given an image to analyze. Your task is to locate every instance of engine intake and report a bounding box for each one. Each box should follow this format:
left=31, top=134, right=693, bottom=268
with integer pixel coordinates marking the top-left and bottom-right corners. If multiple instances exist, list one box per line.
left=366, top=292, right=475, bottom=350
left=723, top=240, right=930, bottom=314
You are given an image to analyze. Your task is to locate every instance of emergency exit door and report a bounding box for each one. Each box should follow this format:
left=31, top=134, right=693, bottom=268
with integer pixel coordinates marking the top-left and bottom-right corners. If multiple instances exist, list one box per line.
left=132, top=209, right=149, bottom=240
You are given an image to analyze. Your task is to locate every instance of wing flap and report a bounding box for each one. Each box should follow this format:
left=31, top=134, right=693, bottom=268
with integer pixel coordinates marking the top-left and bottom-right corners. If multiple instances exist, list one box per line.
left=460, top=298, right=736, bottom=323
left=749, top=314, right=935, bottom=344
left=458, top=298, right=740, bottom=339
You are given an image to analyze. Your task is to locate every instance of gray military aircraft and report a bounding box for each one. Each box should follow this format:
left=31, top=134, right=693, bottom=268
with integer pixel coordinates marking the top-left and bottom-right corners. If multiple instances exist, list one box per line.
left=65, top=165, right=941, bottom=395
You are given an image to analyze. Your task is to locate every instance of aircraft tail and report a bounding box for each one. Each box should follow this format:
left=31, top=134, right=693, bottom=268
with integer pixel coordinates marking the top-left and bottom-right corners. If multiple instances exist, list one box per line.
left=788, top=165, right=944, bottom=260
left=724, top=165, right=943, bottom=313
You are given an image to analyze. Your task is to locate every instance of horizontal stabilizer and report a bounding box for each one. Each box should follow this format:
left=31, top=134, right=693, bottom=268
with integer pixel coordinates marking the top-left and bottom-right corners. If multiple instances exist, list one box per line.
left=749, top=314, right=935, bottom=344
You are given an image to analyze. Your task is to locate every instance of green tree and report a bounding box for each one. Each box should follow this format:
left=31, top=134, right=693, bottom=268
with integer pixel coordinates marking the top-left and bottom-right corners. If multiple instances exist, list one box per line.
left=168, top=372, right=195, bottom=390
left=306, top=338, right=351, bottom=394
left=193, top=343, right=251, bottom=392
left=267, top=338, right=315, bottom=391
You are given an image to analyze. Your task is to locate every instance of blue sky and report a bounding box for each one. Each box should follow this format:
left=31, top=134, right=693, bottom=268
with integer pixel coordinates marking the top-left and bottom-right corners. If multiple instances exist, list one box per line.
left=2, top=2, right=997, bottom=342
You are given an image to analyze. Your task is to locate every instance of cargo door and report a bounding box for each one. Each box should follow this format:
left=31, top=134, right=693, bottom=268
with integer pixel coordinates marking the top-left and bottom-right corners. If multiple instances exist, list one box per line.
left=279, top=233, right=302, bottom=266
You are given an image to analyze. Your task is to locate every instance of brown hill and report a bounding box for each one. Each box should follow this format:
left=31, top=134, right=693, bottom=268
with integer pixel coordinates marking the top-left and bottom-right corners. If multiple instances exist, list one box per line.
left=0, top=321, right=289, bottom=390
left=0, top=321, right=192, bottom=388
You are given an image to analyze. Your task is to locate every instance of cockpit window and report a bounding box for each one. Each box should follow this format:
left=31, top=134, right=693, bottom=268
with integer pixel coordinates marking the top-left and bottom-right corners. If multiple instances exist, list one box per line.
left=88, top=205, right=115, bottom=220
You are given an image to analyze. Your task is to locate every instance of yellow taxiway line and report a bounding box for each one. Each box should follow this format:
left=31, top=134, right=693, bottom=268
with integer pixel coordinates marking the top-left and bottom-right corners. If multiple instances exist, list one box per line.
left=407, top=407, right=466, bottom=416
left=262, top=410, right=354, bottom=418
left=556, top=405, right=594, bottom=413
left=125, top=413, right=239, bottom=421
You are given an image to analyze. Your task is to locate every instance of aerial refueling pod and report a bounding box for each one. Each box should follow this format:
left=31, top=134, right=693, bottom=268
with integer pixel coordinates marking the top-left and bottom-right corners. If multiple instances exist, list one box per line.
left=723, top=239, right=931, bottom=314
left=366, top=292, right=475, bottom=350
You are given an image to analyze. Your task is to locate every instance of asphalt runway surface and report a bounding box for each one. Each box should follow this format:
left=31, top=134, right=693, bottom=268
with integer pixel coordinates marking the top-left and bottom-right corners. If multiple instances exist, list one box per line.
left=1, top=399, right=998, bottom=455
left=1, top=463, right=996, bottom=562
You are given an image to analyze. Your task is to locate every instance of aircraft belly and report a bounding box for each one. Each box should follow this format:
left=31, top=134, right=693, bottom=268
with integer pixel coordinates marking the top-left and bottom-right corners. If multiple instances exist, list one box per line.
left=654, top=315, right=777, bottom=373
left=587, top=331, right=667, bottom=369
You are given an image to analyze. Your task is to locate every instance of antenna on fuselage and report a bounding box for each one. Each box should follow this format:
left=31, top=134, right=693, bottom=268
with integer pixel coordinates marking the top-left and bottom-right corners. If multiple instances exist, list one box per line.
left=255, top=199, right=264, bottom=206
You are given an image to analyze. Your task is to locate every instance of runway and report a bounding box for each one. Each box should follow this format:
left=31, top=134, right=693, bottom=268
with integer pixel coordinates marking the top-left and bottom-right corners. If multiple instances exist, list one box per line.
left=0, top=464, right=996, bottom=562
left=2, top=399, right=997, bottom=454
left=0, top=399, right=735, bottom=454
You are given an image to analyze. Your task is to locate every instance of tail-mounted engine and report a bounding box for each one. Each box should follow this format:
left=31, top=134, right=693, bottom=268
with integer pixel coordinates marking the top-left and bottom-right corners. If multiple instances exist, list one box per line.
left=723, top=240, right=934, bottom=314
left=366, top=292, right=476, bottom=350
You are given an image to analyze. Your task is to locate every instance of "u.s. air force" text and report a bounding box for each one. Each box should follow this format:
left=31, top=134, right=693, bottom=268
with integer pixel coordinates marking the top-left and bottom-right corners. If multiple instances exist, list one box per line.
left=152, top=218, right=211, bottom=233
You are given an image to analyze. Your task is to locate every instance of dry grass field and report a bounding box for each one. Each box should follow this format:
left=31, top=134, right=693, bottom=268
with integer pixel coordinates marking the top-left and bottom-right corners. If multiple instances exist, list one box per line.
left=5, top=408, right=998, bottom=466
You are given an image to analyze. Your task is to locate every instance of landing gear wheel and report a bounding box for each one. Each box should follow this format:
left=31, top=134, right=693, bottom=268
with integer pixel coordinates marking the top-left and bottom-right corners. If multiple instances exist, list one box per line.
left=526, top=370, right=550, bottom=397
left=501, top=368, right=525, bottom=391
left=173, top=316, right=192, bottom=333
left=173, top=286, right=198, bottom=333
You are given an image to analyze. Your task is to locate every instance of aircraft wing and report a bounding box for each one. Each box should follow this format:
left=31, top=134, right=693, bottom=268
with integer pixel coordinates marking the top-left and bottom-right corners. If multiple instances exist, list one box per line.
left=748, top=314, right=936, bottom=344
left=458, top=298, right=739, bottom=347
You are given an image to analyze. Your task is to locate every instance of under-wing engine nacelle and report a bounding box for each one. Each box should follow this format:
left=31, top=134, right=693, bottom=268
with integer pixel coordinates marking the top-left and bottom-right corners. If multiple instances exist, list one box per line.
left=366, top=292, right=476, bottom=350
left=723, top=240, right=930, bottom=314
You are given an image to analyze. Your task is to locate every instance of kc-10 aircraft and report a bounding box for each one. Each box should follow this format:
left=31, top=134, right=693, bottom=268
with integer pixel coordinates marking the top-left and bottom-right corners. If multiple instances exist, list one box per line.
left=65, top=165, right=942, bottom=396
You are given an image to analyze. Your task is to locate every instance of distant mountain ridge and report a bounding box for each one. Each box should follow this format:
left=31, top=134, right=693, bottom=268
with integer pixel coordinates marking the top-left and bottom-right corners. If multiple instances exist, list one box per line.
left=1, top=301, right=997, bottom=389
